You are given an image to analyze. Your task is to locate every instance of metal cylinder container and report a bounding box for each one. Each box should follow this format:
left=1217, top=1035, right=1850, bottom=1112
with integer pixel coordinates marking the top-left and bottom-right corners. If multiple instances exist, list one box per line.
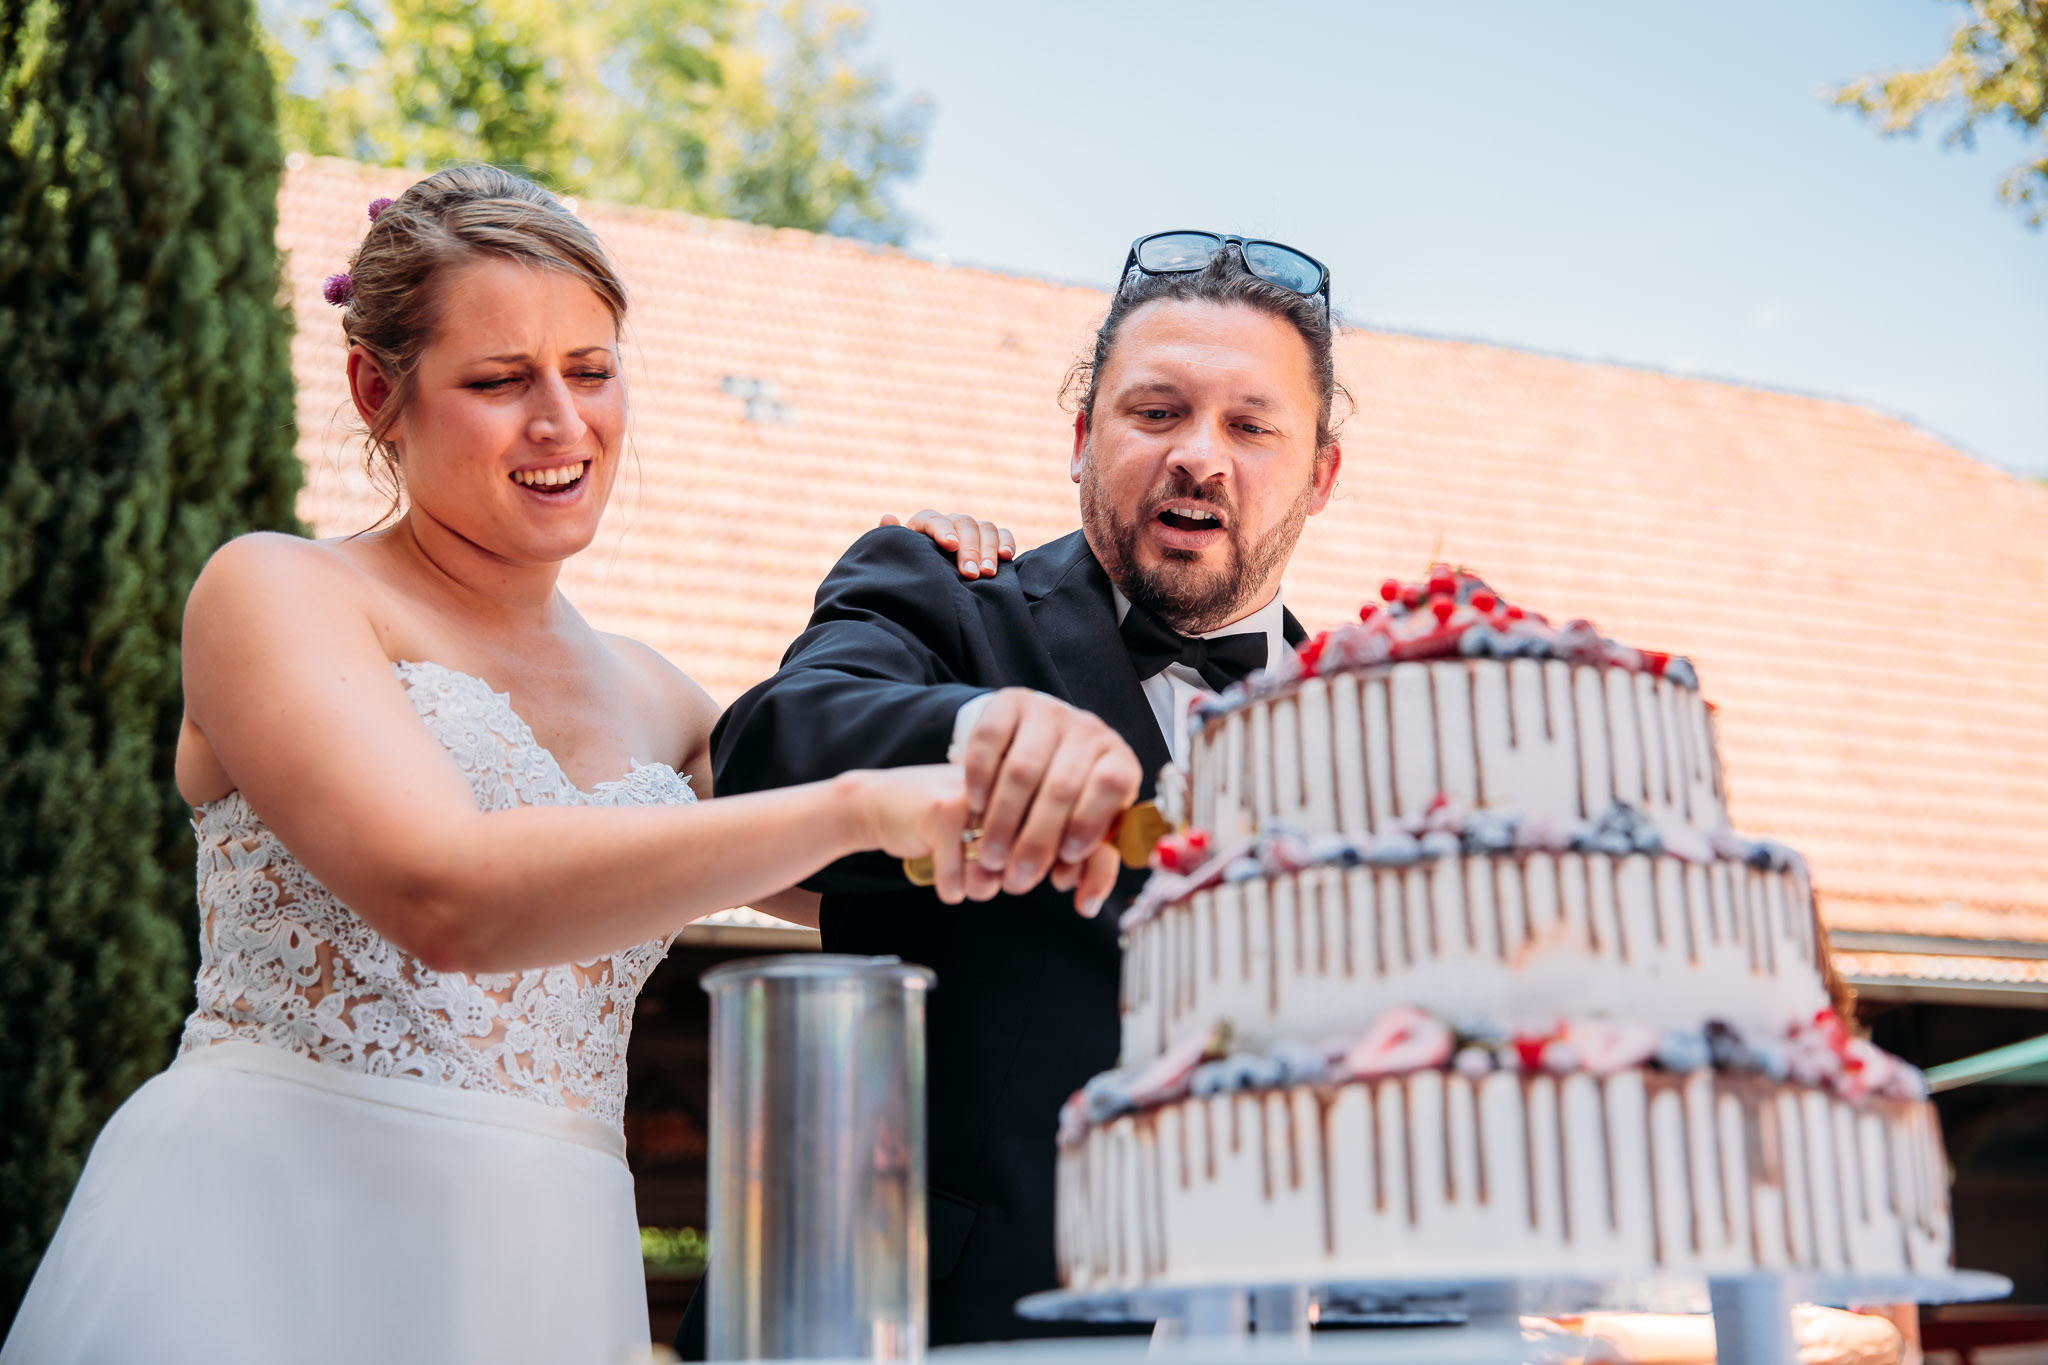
left=701, top=954, right=935, bottom=1361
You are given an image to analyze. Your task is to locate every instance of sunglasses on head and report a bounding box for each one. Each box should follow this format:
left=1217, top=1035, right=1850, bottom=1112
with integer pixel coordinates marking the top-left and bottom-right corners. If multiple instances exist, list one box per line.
left=1121, top=231, right=1331, bottom=311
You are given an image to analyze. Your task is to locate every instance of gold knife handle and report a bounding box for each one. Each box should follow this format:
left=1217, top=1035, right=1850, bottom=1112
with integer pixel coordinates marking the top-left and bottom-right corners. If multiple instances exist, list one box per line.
left=902, top=802, right=1164, bottom=888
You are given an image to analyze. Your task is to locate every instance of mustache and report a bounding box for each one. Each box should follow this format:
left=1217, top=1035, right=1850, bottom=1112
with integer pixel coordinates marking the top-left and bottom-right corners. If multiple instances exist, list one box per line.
left=1139, top=473, right=1236, bottom=525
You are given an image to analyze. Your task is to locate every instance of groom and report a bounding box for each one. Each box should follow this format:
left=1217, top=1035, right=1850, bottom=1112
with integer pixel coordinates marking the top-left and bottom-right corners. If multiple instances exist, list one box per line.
left=701, top=234, right=1344, bottom=1348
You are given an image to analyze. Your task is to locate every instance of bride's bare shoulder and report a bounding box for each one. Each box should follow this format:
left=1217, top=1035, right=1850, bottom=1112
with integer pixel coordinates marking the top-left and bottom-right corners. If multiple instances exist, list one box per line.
left=183, top=533, right=391, bottom=667
left=601, top=634, right=718, bottom=775
left=191, top=532, right=365, bottom=597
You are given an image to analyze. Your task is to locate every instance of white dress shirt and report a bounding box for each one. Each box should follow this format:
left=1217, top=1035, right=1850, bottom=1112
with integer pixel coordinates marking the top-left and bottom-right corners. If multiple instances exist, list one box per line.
left=1112, top=589, right=1287, bottom=765
left=948, top=591, right=1287, bottom=767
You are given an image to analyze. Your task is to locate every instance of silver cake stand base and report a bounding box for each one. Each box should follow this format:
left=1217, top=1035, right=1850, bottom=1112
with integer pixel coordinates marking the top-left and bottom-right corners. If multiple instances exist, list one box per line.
left=1012, top=1268, right=2011, bottom=1365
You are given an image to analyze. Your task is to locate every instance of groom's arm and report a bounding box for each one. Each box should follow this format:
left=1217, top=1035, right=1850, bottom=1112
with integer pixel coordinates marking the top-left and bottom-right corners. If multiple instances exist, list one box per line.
left=713, top=527, right=990, bottom=891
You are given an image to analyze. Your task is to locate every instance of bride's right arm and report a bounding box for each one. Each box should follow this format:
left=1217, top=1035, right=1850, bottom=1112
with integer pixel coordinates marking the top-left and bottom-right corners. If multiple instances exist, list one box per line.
left=180, top=535, right=979, bottom=974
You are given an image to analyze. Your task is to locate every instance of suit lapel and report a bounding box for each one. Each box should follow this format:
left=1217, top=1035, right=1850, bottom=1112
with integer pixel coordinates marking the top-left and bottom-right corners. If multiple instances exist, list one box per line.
left=1020, top=532, right=1173, bottom=797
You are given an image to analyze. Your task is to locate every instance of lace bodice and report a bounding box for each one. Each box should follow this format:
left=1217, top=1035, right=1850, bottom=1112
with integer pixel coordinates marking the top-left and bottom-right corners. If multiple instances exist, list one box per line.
left=179, top=660, right=696, bottom=1130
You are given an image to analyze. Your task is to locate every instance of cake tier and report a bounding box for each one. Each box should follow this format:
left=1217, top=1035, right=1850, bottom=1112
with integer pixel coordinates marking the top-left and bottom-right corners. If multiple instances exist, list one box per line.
left=1056, top=1068, right=1951, bottom=1292
left=1120, top=851, right=1829, bottom=1070
left=1188, top=660, right=1726, bottom=846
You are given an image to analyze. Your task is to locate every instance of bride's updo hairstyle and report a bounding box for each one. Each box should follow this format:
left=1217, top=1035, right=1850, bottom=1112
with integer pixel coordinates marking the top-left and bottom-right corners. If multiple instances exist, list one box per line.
left=332, top=165, right=628, bottom=509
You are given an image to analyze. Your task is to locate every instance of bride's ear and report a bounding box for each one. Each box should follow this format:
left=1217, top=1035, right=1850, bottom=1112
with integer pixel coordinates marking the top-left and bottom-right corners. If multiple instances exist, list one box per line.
left=347, top=349, right=396, bottom=432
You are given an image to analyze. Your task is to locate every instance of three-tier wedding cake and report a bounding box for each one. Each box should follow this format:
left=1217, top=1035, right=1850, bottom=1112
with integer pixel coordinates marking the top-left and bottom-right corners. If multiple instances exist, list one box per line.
left=1054, top=567, right=1952, bottom=1291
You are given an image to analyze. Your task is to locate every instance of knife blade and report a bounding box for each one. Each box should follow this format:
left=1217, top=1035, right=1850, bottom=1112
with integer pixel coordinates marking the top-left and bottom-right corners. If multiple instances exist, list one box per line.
left=902, top=801, right=1170, bottom=888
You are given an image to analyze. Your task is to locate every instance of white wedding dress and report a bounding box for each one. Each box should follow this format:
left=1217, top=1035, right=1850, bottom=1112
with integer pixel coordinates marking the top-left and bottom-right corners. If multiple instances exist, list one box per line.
left=4, top=661, right=694, bottom=1365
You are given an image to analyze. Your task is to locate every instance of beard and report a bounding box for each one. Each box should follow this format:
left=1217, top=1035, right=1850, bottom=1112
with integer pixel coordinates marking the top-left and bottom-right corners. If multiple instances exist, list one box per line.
left=1079, top=459, right=1317, bottom=635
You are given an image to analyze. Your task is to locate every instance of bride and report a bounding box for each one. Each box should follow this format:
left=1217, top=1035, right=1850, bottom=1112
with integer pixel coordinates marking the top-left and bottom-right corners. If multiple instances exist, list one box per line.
left=1, top=164, right=1118, bottom=1364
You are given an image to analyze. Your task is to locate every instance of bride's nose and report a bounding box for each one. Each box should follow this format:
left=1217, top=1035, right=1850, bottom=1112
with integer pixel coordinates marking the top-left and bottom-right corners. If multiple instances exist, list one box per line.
left=524, top=370, right=587, bottom=446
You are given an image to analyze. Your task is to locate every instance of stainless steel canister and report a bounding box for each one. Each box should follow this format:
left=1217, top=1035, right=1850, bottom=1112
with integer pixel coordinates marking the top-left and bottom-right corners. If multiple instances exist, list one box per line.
left=701, top=954, right=935, bottom=1361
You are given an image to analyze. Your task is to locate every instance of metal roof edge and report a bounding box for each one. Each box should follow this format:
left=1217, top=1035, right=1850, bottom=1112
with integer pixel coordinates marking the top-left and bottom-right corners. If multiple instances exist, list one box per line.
left=1832, top=932, right=2048, bottom=961
left=1846, top=977, right=2048, bottom=1009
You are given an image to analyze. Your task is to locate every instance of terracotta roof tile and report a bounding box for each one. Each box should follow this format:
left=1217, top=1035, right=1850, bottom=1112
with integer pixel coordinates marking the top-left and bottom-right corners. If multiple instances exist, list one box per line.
left=279, top=158, right=2048, bottom=947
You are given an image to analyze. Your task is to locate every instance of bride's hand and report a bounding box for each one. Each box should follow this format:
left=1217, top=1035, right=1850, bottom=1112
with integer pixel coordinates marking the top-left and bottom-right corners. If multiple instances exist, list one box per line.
left=847, top=764, right=980, bottom=904
left=881, top=511, right=1017, bottom=580
left=845, top=764, right=1119, bottom=917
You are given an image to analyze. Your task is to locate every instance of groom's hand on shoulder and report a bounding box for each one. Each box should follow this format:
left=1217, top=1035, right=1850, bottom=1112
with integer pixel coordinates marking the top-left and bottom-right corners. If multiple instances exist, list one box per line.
left=955, top=688, right=1141, bottom=909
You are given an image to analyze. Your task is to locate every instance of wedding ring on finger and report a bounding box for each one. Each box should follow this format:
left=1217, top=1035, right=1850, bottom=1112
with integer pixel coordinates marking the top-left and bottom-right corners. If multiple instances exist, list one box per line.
left=961, top=827, right=986, bottom=862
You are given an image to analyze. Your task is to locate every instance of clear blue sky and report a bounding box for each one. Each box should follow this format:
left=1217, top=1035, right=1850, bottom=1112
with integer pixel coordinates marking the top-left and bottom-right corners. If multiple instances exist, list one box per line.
left=855, top=0, right=2045, bottom=477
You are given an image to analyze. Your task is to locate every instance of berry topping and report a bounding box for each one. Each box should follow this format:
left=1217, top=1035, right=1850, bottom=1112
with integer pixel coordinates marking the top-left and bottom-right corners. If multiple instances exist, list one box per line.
left=1379, top=579, right=1402, bottom=602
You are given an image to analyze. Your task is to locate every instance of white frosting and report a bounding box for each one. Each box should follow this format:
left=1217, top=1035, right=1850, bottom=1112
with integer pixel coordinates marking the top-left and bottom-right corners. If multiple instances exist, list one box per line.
left=1120, top=853, right=1829, bottom=1068
left=1056, top=1072, right=1952, bottom=1289
left=1189, top=660, right=1728, bottom=842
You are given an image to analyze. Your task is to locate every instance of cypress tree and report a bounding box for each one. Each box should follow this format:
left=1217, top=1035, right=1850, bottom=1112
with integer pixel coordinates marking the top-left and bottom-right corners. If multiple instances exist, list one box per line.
left=0, top=0, right=301, bottom=1322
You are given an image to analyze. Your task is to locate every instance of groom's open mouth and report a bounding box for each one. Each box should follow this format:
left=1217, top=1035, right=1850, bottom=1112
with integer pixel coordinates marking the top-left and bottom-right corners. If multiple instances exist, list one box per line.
left=1149, top=500, right=1228, bottom=552
left=510, top=460, right=590, bottom=499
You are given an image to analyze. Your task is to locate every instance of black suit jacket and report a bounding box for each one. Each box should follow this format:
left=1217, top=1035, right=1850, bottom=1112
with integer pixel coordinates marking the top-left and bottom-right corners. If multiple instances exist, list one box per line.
left=688, top=526, right=1303, bottom=1350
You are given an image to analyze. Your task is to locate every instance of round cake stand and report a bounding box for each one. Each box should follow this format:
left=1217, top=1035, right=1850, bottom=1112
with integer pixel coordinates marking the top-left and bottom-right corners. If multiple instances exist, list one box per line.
left=1014, top=1267, right=2011, bottom=1365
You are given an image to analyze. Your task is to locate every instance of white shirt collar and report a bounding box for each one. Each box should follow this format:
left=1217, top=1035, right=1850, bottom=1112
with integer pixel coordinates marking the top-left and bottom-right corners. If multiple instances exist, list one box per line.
left=1111, top=587, right=1288, bottom=672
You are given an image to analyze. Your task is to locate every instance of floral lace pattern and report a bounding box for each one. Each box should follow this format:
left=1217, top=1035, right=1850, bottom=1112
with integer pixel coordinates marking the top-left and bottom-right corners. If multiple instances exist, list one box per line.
left=178, top=660, right=695, bottom=1130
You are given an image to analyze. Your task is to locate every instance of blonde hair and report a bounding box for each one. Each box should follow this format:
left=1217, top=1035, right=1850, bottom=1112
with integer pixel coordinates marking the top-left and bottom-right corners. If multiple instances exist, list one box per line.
left=336, top=165, right=628, bottom=516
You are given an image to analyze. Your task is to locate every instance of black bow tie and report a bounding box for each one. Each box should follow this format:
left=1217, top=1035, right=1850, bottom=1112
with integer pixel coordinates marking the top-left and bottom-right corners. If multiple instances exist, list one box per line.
left=1119, top=602, right=1268, bottom=692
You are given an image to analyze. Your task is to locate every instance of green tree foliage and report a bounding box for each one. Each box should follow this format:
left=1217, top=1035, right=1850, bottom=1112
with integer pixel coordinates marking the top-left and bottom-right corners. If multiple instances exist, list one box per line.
left=267, top=0, right=927, bottom=241
left=688, top=0, right=926, bottom=239
left=1835, top=0, right=2048, bottom=226
left=0, top=0, right=302, bottom=1325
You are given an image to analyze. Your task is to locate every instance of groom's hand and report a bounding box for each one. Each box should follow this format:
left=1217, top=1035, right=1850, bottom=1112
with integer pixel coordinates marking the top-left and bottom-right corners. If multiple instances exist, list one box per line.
left=957, top=688, right=1142, bottom=911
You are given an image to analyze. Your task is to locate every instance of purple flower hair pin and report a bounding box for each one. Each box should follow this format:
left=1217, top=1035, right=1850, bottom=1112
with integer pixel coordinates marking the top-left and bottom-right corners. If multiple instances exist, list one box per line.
left=325, top=198, right=393, bottom=307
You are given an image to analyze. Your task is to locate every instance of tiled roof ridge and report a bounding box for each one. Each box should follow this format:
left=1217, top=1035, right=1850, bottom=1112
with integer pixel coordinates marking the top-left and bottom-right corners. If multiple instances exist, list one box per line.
left=286, top=155, right=1110, bottom=301
left=1345, top=324, right=2043, bottom=488
left=285, top=156, right=2045, bottom=475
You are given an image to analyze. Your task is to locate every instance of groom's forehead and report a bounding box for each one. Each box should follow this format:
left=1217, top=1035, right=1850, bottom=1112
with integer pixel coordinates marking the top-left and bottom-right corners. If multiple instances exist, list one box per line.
left=1100, top=300, right=1317, bottom=406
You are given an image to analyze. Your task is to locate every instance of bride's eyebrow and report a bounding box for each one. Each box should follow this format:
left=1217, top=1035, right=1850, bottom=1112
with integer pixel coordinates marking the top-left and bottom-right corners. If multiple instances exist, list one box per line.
left=466, top=345, right=614, bottom=365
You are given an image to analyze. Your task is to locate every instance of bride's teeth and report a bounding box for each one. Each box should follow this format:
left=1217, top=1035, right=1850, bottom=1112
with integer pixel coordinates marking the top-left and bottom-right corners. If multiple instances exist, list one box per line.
left=513, top=461, right=587, bottom=489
